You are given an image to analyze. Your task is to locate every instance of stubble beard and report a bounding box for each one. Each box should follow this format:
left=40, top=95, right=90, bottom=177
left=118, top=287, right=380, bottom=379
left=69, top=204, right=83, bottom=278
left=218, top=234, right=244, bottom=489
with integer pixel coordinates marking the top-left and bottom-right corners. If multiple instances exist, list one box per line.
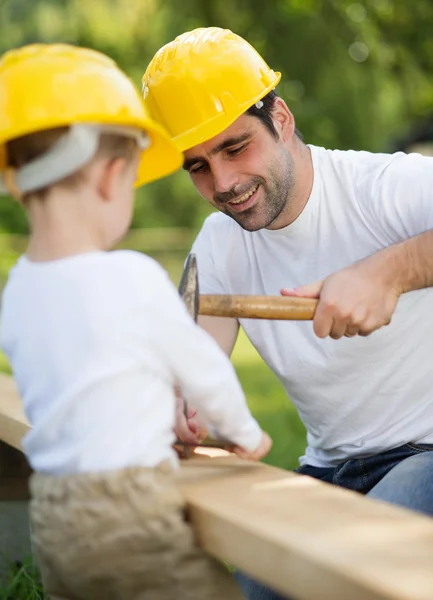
left=223, top=152, right=296, bottom=232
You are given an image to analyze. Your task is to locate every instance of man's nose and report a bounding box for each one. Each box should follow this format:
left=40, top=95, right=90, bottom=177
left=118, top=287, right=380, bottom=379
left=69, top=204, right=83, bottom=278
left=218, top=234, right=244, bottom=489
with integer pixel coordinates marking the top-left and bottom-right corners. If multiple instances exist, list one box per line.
left=212, top=162, right=239, bottom=195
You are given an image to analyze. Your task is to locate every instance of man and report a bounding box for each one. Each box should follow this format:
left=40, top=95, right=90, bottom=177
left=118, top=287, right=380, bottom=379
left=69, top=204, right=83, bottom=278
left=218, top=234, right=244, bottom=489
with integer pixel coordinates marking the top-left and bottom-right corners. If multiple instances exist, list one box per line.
left=143, top=27, right=433, bottom=600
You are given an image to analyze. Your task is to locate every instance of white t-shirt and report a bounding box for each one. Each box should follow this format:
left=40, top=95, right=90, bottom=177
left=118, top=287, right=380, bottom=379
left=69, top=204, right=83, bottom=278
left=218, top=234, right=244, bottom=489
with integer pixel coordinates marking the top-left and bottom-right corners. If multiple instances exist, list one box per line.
left=191, top=145, right=433, bottom=467
left=0, top=250, right=262, bottom=474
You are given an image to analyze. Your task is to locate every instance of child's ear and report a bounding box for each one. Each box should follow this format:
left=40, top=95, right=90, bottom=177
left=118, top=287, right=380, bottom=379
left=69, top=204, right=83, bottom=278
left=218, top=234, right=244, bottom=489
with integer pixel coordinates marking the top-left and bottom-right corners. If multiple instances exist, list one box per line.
left=98, top=157, right=127, bottom=201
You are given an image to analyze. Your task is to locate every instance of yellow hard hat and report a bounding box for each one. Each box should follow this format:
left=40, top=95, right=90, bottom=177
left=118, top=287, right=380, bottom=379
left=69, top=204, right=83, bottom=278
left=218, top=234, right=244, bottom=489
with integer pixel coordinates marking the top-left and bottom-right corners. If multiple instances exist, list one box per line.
left=0, top=44, right=182, bottom=187
left=142, top=27, right=281, bottom=151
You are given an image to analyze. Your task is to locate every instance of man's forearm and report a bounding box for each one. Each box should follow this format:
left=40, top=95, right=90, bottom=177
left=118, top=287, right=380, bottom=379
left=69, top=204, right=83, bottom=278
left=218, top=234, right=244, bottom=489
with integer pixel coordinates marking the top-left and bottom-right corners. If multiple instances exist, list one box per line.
left=380, top=229, right=433, bottom=294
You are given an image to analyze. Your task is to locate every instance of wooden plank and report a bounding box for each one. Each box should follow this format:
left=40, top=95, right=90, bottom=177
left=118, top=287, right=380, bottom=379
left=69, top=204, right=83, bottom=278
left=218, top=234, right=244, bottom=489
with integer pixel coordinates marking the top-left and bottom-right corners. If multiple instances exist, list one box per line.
left=1, top=374, right=433, bottom=599
left=0, top=374, right=29, bottom=451
left=179, top=457, right=433, bottom=600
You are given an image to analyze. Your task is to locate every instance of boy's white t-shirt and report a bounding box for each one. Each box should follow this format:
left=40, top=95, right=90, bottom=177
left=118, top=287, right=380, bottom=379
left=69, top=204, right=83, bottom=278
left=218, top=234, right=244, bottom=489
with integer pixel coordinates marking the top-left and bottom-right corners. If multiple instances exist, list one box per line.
left=0, top=250, right=262, bottom=474
left=191, top=145, right=433, bottom=467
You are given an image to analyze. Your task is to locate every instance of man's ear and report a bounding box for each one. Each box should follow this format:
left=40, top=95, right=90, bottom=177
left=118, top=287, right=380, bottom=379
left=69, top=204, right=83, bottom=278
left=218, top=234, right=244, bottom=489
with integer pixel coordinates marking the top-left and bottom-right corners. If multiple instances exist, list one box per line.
left=272, top=98, right=295, bottom=143
left=98, top=157, right=127, bottom=202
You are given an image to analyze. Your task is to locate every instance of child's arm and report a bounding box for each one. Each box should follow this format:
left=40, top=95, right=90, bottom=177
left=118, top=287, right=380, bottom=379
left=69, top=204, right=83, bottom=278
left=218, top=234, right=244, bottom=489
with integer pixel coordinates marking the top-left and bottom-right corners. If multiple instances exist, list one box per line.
left=149, top=270, right=269, bottom=456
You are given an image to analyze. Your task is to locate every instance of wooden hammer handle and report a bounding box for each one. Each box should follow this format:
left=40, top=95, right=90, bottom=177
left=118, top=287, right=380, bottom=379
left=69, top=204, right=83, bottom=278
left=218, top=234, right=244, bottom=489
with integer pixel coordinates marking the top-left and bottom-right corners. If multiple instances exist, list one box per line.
left=199, top=295, right=317, bottom=320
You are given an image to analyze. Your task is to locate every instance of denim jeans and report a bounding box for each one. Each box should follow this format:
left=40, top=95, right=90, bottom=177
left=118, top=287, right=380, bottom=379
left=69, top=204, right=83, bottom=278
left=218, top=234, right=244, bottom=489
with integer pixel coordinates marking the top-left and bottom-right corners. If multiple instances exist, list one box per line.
left=235, top=442, right=433, bottom=600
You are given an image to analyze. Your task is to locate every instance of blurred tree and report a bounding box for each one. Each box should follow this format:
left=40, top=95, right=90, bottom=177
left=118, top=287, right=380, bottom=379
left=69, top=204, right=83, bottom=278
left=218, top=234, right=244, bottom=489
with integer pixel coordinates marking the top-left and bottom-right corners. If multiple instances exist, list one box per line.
left=0, top=0, right=432, bottom=234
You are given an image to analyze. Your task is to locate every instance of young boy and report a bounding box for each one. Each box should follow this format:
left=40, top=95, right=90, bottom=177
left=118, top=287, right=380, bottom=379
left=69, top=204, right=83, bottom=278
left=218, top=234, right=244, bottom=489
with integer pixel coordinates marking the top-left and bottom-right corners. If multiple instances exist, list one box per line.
left=0, top=44, right=271, bottom=600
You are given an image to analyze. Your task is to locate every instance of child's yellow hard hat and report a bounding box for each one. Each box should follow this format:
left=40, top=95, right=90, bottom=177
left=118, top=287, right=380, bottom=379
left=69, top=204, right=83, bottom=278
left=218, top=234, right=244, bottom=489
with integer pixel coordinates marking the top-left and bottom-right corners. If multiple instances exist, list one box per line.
left=0, top=44, right=182, bottom=188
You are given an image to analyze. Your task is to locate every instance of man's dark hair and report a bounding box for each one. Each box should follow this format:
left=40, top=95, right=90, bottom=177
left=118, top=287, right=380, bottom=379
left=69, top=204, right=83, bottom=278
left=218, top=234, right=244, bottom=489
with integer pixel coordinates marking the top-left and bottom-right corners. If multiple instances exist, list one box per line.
left=246, top=90, right=303, bottom=141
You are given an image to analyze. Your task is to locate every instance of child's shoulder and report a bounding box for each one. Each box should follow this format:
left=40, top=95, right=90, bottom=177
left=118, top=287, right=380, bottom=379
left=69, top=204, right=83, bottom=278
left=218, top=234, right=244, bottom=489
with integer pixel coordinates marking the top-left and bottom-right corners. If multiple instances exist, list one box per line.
left=107, top=250, right=164, bottom=272
left=109, top=250, right=161, bottom=269
left=108, top=250, right=171, bottom=288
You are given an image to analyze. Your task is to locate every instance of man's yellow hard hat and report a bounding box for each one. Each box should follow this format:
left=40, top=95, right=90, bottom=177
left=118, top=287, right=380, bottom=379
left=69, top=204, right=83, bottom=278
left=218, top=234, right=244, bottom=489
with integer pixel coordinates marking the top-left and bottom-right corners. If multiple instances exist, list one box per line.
left=0, top=44, right=182, bottom=187
left=142, top=27, right=281, bottom=152
left=143, top=27, right=281, bottom=151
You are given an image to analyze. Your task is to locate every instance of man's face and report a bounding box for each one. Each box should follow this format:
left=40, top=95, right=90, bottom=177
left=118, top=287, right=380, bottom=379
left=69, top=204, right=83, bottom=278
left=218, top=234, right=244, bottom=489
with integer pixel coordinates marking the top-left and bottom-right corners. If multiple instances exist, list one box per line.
left=183, top=113, right=295, bottom=231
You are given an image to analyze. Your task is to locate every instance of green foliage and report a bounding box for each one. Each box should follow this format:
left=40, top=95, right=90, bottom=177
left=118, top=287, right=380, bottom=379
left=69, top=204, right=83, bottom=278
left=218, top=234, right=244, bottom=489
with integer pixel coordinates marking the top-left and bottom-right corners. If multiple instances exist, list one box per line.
left=0, top=0, right=433, bottom=234
left=0, top=558, right=45, bottom=599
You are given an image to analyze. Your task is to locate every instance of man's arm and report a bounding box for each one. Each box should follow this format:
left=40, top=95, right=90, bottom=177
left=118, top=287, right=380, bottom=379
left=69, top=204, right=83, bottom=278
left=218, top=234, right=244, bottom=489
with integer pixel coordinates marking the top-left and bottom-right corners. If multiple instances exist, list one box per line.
left=283, top=152, right=433, bottom=340
left=197, top=315, right=239, bottom=355
left=395, top=229, right=433, bottom=293
left=282, top=229, right=433, bottom=339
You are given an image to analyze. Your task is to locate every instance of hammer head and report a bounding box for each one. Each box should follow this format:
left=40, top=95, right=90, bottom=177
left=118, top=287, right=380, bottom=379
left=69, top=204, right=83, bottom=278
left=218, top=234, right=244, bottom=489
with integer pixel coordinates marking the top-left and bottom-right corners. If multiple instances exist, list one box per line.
left=178, top=253, right=199, bottom=322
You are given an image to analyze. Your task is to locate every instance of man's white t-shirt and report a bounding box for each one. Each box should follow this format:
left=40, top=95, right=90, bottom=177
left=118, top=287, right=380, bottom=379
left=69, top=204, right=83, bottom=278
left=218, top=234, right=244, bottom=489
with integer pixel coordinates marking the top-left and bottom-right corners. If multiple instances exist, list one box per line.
left=191, top=145, right=433, bottom=467
left=0, top=250, right=262, bottom=474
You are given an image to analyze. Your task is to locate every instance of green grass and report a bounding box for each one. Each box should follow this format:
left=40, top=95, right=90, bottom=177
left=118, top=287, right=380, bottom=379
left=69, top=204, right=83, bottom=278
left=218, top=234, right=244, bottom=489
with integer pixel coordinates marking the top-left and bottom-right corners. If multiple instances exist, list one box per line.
left=0, top=559, right=45, bottom=599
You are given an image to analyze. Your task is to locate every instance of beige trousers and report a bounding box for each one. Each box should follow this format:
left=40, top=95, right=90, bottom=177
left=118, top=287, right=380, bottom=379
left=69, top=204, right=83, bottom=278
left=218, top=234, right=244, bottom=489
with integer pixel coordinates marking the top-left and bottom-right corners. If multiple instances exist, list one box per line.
left=29, top=463, right=243, bottom=600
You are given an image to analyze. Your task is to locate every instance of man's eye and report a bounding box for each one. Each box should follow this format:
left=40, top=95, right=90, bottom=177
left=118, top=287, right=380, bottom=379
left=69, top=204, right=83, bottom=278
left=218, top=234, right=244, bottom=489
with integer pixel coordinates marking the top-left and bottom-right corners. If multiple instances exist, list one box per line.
left=228, top=144, right=247, bottom=156
left=190, top=163, right=207, bottom=174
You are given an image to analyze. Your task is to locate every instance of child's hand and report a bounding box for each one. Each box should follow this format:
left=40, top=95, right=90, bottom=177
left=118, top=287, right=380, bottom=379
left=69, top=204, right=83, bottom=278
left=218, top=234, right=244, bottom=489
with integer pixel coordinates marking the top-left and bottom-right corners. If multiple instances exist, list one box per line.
left=233, top=432, right=272, bottom=461
left=174, top=388, right=208, bottom=445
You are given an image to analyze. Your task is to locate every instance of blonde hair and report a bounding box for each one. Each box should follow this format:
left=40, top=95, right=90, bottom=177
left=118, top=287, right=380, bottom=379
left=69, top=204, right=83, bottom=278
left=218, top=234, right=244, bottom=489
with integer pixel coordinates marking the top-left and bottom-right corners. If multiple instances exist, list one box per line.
left=7, top=126, right=137, bottom=201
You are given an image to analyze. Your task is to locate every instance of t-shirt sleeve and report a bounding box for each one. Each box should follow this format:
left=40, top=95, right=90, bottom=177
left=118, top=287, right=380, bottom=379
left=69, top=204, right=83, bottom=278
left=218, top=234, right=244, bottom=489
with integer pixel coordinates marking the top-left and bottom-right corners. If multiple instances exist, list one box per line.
left=357, top=152, right=433, bottom=244
left=144, top=262, right=262, bottom=452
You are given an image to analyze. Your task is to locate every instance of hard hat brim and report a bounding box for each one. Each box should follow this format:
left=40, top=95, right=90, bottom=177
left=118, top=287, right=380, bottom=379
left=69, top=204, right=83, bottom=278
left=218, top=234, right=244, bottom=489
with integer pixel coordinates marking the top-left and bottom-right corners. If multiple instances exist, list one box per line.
left=136, top=119, right=183, bottom=186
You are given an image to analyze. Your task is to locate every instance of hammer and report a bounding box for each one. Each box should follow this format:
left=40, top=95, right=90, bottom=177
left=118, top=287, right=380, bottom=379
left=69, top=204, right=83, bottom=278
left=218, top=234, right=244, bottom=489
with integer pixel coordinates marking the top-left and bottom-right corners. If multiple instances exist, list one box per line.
left=181, top=253, right=318, bottom=321
left=176, top=254, right=199, bottom=457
